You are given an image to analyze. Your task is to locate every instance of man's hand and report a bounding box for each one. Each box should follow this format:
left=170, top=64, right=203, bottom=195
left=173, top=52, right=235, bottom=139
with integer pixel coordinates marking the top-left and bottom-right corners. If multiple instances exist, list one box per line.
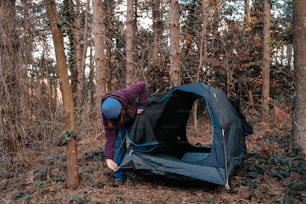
left=106, top=159, right=118, bottom=171
left=137, top=108, right=144, bottom=114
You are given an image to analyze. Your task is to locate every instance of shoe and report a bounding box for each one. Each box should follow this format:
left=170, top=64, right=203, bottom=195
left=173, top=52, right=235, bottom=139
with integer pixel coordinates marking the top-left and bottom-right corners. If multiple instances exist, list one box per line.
left=113, top=179, right=125, bottom=187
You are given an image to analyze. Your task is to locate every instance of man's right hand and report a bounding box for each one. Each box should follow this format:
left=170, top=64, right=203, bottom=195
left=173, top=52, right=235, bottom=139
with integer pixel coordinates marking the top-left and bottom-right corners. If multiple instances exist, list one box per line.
left=106, top=159, right=118, bottom=171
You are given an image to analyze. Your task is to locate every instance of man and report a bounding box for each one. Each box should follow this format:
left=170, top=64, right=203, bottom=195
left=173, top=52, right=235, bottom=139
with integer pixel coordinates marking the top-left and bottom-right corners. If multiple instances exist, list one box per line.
left=101, top=81, right=149, bottom=186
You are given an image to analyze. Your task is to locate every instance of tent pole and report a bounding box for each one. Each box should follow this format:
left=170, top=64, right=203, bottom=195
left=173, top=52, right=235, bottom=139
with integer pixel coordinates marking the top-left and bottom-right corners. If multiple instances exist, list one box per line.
left=222, top=127, right=230, bottom=189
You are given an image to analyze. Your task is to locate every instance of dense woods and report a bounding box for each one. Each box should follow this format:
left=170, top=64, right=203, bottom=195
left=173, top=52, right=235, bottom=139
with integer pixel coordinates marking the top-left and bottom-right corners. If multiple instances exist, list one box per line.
left=0, top=0, right=305, bottom=203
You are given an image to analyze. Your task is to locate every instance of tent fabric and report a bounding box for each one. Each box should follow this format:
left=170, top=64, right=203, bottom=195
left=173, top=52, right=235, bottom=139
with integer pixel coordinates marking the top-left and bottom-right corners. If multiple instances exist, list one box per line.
left=120, top=82, right=253, bottom=186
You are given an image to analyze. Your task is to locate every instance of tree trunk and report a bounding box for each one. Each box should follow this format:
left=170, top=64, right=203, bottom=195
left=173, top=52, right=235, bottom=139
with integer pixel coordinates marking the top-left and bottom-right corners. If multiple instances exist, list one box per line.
left=293, top=0, right=306, bottom=155
left=104, top=0, right=114, bottom=91
left=210, top=0, right=219, bottom=47
left=44, top=0, right=79, bottom=189
left=126, top=0, right=135, bottom=86
left=68, top=0, right=85, bottom=109
left=262, top=0, right=271, bottom=120
left=78, top=0, right=90, bottom=109
left=194, top=0, right=208, bottom=132
left=287, top=43, right=293, bottom=67
left=64, top=0, right=78, bottom=105
left=93, top=0, right=106, bottom=118
left=88, top=45, right=96, bottom=111
left=169, top=0, right=180, bottom=87
left=244, top=0, right=250, bottom=23
left=198, top=0, right=208, bottom=82
left=0, top=0, right=23, bottom=152
left=151, top=0, right=161, bottom=65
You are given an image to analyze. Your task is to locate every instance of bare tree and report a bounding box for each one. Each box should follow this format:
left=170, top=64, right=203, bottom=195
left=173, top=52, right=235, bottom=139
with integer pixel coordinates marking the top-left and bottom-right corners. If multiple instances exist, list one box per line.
left=151, top=0, right=161, bottom=66
left=293, top=0, right=306, bottom=155
left=93, top=0, right=106, bottom=118
left=44, top=0, right=79, bottom=189
left=244, top=0, right=250, bottom=24
left=63, top=0, right=78, bottom=104
left=104, top=0, right=114, bottom=91
left=65, top=0, right=89, bottom=110
left=169, top=0, right=180, bottom=86
left=198, top=0, right=208, bottom=82
left=262, top=0, right=271, bottom=119
left=193, top=0, right=208, bottom=132
left=126, top=0, right=135, bottom=86
left=0, top=0, right=23, bottom=152
left=78, top=0, right=90, bottom=109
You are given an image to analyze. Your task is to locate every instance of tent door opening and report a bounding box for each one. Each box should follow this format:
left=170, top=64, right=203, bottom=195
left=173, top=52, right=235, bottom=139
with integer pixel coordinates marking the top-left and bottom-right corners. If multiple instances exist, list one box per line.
left=183, top=98, right=213, bottom=162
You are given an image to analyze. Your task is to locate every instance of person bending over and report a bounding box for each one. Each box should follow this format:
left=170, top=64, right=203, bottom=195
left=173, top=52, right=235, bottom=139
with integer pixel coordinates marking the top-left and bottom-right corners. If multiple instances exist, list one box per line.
left=101, top=81, right=149, bottom=186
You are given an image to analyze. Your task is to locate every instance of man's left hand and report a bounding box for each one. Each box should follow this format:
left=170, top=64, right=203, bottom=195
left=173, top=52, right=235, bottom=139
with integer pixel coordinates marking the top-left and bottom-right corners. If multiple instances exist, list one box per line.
left=137, top=108, right=144, bottom=114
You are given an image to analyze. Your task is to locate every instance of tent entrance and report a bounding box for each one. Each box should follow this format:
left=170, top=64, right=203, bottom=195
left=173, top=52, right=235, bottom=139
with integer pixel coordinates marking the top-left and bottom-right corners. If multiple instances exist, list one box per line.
left=126, top=90, right=213, bottom=161
left=182, top=98, right=213, bottom=161
left=186, top=98, right=213, bottom=148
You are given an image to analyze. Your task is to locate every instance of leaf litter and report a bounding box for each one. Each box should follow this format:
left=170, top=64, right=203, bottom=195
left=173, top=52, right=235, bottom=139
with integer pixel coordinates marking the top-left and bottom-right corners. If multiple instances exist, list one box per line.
left=0, top=122, right=305, bottom=204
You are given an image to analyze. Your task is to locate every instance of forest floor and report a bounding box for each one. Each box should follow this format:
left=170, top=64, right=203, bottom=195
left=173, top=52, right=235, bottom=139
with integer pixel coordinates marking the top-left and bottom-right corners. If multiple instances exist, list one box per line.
left=1, top=115, right=306, bottom=203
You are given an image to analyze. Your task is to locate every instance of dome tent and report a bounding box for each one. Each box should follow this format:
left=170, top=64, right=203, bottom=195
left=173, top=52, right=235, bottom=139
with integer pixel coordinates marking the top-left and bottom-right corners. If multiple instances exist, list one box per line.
left=120, top=82, right=253, bottom=187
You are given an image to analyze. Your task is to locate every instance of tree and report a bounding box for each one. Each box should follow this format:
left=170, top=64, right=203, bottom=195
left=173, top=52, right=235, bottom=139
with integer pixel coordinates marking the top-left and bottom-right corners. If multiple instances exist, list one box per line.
left=77, top=0, right=90, bottom=109
left=0, top=0, right=24, bottom=152
left=93, top=0, right=106, bottom=119
left=199, top=0, right=208, bottom=82
left=126, top=0, right=135, bottom=86
left=62, top=0, right=78, bottom=105
left=44, top=0, right=79, bottom=189
left=244, top=0, right=251, bottom=24
left=169, top=0, right=181, bottom=86
left=193, top=0, right=208, bottom=132
left=104, top=0, right=114, bottom=91
left=151, top=0, right=161, bottom=66
left=293, top=0, right=306, bottom=155
left=262, top=0, right=271, bottom=119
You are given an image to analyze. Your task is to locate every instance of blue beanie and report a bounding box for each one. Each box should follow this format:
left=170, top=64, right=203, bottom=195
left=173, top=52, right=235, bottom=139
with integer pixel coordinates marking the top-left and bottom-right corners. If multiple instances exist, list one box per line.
left=101, top=98, right=122, bottom=119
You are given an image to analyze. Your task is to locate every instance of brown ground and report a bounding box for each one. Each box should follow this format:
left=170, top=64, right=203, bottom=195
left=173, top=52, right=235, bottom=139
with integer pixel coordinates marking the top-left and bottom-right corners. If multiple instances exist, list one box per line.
left=1, top=115, right=305, bottom=204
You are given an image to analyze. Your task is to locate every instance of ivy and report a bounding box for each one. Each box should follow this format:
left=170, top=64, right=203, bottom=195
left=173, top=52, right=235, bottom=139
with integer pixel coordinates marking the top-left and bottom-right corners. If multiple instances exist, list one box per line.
left=58, top=130, right=80, bottom=146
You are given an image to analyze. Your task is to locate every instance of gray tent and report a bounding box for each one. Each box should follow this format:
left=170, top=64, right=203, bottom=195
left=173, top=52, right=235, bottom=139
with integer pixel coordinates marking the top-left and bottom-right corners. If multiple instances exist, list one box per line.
left=120, top=82, right=253, bottom=187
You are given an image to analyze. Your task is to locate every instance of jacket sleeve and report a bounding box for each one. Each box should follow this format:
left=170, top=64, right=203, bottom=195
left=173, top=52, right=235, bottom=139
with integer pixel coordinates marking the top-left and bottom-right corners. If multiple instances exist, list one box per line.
left=102, top=116, right=116, bottom=160
left=125, top=81, right=149, bottom=107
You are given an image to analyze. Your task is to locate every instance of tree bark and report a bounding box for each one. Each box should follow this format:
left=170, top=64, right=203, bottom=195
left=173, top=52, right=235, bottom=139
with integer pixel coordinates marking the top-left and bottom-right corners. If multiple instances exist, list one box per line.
left=64, top=0, right=78, bottom=105
left=194, top=0, right=208, bottom=132
left=93, top=0, right=106, bottom=118
left=169, top=0, right=180, bottom=87
left=0, top=0, right=24, bottom=152
left=78, top=0, right=90, bottom=108
left=198, top=0, right=208, bottom=82
left=244, top=0, right=250, bottom=23
left=151, top=0, right=161, bottom=65
left=104, top=0, right=114, bottom=91
left=293, top=0, right=306, bottom=155
left=126, top=0, right=135, bottom=86
left=44, top=0, right=79, bottom=189
left=262, top=0, right=271, bottom=119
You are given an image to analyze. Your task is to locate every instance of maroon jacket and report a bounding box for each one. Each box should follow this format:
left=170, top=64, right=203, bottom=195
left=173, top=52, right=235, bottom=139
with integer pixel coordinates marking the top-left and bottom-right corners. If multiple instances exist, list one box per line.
left=101, top=81, right=149, bottom=159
